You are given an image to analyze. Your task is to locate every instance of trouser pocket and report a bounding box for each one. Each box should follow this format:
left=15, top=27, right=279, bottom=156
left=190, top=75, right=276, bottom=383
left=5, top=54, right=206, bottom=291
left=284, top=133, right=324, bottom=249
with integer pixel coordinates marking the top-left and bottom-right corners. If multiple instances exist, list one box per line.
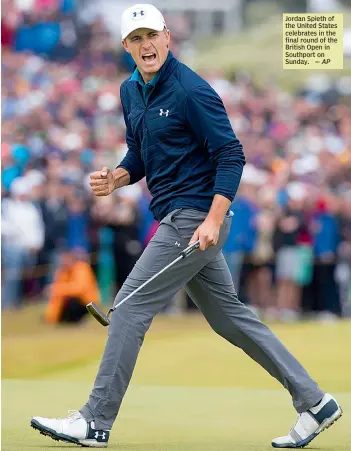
left=173, top=209, right=233, bottom=240
left=169, top=209, right=208, bottom=240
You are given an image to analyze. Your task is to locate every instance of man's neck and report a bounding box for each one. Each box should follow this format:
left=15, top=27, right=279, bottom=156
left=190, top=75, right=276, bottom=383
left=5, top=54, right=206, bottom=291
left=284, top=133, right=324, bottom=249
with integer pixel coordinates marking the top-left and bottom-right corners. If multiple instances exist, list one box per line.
left=140, top=71, right=157, bottom=84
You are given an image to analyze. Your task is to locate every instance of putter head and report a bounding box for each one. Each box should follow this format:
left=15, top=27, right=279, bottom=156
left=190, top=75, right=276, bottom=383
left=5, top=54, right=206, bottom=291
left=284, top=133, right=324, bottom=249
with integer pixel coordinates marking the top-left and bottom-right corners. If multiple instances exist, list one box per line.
left=86, top=302, right=110, bottom=327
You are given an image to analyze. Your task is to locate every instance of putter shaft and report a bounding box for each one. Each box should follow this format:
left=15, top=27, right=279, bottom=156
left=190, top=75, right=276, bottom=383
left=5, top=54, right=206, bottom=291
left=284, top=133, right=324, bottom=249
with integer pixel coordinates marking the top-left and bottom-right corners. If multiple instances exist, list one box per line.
left=87, top=240, right=200, bottom=326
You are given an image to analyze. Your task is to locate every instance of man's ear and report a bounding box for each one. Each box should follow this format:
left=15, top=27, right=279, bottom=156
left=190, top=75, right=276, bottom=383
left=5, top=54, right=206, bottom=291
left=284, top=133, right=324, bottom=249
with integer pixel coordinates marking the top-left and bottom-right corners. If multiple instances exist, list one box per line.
left=122, top=40, right=130, bottom=53
left=165, top=29, right=170, bottom=49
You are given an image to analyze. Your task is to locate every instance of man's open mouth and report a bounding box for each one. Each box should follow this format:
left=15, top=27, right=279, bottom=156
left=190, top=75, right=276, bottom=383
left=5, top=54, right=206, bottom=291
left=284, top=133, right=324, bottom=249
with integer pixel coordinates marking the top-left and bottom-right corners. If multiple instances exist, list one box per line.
left=142, top=53, right=156, bottom=62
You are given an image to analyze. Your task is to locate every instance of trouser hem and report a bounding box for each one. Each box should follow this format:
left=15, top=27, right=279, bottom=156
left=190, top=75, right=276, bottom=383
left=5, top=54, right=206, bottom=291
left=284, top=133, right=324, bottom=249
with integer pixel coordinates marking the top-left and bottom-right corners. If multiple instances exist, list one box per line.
left=79, top=406, right=112, bottom=430
left=294, top=391, right=325, bottom=413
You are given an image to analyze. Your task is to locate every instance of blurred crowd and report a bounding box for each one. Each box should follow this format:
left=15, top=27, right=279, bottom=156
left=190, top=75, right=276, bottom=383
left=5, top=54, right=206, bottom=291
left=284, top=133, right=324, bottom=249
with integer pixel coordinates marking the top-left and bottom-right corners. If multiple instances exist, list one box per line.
left=218, top=73, right=351, bottom=322
left=1, top=0, right=351, bottom=322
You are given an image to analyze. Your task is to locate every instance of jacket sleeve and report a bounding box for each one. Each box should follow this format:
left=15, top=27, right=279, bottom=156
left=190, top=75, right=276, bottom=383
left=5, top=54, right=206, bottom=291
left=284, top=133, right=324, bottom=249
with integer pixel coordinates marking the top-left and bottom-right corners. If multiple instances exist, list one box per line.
left=116, top=88, right=145, bottom=185
left=185, top=84, right=246, bottom=202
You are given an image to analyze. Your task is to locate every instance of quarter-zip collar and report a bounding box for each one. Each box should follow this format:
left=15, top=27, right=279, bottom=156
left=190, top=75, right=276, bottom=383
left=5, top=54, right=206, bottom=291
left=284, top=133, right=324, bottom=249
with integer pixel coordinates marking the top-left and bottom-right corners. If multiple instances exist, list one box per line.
left=129, top=51, right=179, bottom=104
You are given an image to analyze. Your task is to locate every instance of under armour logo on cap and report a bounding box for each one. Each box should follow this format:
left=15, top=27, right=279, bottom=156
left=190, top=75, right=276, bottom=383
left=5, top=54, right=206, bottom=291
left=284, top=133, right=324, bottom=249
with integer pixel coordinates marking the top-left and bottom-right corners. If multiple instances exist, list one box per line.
left=121, top=4, right=167, bottom=40
left=160, top=109, right=169, bottom=117
left=132, top=9, right=145, bottom=20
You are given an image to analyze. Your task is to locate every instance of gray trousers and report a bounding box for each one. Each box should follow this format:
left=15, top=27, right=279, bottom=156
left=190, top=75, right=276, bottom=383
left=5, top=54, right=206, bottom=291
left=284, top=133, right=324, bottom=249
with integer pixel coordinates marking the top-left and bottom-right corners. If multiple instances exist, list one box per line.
left=80, top=209, right=324, bottom=429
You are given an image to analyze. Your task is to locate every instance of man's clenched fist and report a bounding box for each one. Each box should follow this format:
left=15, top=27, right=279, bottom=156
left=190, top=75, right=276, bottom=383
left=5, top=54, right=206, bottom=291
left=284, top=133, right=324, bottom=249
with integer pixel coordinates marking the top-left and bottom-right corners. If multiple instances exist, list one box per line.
left=90, top=167, right=115, bottom=197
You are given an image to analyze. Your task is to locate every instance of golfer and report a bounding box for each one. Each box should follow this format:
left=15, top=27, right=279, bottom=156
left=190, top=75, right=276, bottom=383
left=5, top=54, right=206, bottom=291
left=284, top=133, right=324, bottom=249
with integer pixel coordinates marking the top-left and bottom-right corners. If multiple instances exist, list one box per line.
left=31, top=4, right=342, bottom=448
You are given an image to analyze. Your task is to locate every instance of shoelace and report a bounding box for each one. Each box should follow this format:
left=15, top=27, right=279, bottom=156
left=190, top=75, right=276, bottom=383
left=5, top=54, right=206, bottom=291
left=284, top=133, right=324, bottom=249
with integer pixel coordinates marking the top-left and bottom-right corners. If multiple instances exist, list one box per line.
left=55, top=410, right=82, bottom=423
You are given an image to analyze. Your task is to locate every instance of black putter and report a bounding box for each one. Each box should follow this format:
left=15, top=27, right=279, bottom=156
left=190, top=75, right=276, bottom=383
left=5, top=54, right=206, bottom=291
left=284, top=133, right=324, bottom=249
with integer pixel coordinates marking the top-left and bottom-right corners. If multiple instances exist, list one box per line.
left=87, top=240, right=200, bottom=326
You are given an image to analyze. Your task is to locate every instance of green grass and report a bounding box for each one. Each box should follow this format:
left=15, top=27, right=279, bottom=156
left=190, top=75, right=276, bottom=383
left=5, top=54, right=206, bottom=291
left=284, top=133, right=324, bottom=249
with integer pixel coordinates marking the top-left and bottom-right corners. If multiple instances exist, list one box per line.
left=3, top=381, right=351, bottom=451
left=2, top=304, right=351, bottom=450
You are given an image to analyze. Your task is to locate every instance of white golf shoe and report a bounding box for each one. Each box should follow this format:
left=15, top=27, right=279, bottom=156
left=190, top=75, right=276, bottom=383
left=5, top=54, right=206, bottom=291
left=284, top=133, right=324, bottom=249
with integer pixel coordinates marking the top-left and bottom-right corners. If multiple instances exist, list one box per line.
left=31, top=410, right=110, bottom=448
left=272, top=393, right=342, bottom=448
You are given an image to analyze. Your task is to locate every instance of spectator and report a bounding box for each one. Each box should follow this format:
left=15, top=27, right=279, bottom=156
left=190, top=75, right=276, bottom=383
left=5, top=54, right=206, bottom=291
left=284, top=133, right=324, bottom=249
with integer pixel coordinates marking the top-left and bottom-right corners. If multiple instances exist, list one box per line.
left=1, top=144, right=22, bottom=192
left=66, top=191, right=90, bottom=252
left=1, top=177, right=45, bottom=308
left=38, top=182, right=68, bottom=288
left=248, top=186, right=277, bottom=319
left=336, top=196, right=351, bottom=315
left=273, top=183, right=307, bottom=322
left=45, top=248, right=100, bottom=324
left=90, top=188, right=142, bottom=291
left=1, top=1, right=21, bottom=49
left=223, top=180, right=258, bottom=291
left=310, top=196, right=341, bottom=318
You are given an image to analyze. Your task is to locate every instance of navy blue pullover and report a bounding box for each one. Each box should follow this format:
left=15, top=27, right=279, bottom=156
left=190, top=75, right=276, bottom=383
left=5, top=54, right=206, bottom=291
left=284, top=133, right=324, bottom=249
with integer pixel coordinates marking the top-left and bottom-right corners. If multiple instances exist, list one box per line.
left=117, top=51, right=246, bottom=222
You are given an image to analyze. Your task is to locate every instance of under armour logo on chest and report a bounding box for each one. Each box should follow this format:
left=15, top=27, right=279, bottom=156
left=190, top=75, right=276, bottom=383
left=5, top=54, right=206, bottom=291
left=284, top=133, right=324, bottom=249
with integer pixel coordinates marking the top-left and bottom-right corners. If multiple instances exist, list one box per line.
left=94, top=431, right=106, bottom=440
left=159, top=109, right=169, bottom=117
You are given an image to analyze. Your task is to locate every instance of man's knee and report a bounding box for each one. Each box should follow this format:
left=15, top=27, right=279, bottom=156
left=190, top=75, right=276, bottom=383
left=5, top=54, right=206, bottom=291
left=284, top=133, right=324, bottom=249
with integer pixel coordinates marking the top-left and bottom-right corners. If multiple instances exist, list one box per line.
left=205, top=297, right=251, bottom=343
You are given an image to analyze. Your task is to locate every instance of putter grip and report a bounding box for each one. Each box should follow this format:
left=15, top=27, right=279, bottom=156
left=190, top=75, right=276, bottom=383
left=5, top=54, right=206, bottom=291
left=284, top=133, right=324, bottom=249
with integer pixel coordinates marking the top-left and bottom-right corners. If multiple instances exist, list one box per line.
left=180, top=240, right=200, bottom=258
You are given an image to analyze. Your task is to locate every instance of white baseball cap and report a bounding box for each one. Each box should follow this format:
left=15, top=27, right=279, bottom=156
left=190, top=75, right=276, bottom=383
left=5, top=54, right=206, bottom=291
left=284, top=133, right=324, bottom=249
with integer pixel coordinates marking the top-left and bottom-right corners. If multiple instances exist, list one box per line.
left=121, top=4, right=167, bottom=40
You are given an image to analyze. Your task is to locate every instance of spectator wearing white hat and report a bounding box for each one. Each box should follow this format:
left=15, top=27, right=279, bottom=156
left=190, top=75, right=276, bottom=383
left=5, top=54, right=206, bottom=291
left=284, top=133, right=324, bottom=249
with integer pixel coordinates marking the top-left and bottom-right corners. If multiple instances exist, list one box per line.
left=1, top=177, right=45, bottom=308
